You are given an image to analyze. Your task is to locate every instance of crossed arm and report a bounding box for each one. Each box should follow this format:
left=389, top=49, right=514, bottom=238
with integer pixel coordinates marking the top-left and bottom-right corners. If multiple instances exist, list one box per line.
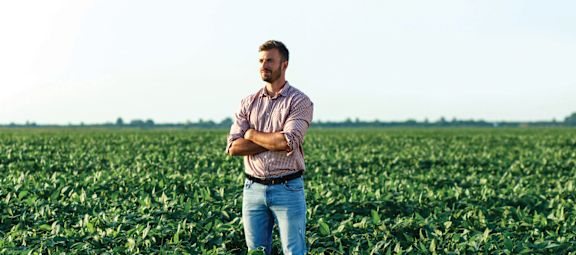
left=227, top=94, right=312, bottom=157
left=227, top=129, right=289, bottom=156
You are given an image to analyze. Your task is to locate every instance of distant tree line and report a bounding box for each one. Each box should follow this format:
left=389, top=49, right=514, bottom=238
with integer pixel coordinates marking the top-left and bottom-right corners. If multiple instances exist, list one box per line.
left=3, top=112, right=576, bottom=128
left=565, top=112, right=576, bottom=125
left=1, top=118, right=235, bottom=129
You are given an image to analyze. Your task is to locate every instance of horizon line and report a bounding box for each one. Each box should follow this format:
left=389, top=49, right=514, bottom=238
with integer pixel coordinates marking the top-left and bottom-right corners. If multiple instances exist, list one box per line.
left=1, top=115, right=573, bottom=126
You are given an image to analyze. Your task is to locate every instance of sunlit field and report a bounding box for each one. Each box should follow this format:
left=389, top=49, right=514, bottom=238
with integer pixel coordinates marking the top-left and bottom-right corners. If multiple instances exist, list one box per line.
left=1, top=128, right=575, bottom=254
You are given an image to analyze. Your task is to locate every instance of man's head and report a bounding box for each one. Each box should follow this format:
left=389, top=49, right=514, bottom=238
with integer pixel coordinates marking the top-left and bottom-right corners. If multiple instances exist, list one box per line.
left=258, top=40, right=289, bottom=83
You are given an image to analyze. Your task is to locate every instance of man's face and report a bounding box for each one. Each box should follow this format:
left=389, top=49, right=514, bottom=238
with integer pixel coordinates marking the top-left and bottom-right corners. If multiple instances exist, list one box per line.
left=259, top=49, right=287, bottom=83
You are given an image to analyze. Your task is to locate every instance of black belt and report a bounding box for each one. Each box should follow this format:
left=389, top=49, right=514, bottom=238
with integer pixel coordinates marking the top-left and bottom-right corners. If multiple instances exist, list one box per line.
left=245, top=171, right=303, bottom=185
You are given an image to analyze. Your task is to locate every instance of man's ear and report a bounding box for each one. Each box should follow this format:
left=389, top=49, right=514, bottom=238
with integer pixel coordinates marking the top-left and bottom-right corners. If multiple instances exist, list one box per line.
left=282, top=60, right=288, bottom=70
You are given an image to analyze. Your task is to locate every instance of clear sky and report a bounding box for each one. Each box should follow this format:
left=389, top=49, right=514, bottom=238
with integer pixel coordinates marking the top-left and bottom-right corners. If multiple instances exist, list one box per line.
left=1, top=0, right=575, bottom=124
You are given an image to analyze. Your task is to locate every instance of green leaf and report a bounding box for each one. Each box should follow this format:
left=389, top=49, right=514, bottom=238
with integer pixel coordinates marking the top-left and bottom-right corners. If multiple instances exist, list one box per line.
left=319, top=219, right=330, bottom=236
left=371, top=210, right=381, bottom=225
left=142, top=224, right=150, bottom=239
left=504, top=237, right=513, bottom=250
left=86, top=222, right=95, bottom=234
left=443, top=221, right=452, bottom=230
left=173, top=231, right=179, bottom=243
left=482, top=228, right=491, bottom=243
left=18, top=190, right=28, bottom=199
left=429, top=239, right=436, bottom=253
left=544, top=243, right=560, bottom=249
left=39, top=224, right=52, bottom=231
left=394, top=243, right=402, bottom=255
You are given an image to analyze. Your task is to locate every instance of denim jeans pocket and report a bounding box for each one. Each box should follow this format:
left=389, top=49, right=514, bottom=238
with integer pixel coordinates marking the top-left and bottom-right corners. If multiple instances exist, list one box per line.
left=282, top=177, right=304, bottom=192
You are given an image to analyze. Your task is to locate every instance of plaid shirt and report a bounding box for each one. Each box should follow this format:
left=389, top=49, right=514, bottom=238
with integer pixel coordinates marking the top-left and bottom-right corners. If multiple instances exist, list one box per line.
left=226, top=82, right=314, bottom=178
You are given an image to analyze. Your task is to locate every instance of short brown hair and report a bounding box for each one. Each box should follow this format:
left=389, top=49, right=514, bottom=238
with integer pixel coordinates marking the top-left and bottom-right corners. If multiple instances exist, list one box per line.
left=259, top=40, right=289, bottom=61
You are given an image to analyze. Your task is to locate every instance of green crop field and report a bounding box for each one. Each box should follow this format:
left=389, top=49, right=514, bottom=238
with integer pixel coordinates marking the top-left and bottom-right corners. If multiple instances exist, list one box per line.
left=1, top=128, right=575, bottom=254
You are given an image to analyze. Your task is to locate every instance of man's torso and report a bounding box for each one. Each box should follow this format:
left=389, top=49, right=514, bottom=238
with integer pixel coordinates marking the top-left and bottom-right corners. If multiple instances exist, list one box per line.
left=241, top=83, right=310, bottom=178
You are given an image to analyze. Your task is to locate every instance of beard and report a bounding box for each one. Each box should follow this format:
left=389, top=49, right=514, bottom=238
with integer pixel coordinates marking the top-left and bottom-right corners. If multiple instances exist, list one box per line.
left=260, top=65, right=282, bottom=83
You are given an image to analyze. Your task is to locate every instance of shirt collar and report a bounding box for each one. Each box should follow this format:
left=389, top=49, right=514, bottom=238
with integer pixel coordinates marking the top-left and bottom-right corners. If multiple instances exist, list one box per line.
left=259, top=81, right=291, bottom=98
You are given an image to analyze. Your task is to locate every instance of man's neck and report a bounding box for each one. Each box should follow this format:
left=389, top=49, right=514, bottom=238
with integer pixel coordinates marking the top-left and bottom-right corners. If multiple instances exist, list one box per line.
left=265, top=79, right=287, bottom=97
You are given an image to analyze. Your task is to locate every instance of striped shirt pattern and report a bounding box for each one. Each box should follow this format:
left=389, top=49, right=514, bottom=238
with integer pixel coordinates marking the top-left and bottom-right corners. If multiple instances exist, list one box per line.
left=226, top=82, right=314, bottom=178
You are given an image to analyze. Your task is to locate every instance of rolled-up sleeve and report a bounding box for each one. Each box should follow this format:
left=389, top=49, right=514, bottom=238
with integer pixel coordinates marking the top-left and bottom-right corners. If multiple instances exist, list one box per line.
left=281, top=96, right=314, bottom=156
left=226, top=98, right=251, bottom=154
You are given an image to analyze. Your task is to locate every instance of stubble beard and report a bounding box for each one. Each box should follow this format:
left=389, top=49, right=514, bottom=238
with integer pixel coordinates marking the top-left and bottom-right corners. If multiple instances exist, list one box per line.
left=261, top=65, right=282, bottom=83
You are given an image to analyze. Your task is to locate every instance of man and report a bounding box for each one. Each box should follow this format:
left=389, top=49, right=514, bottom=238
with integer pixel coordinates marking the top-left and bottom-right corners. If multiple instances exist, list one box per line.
left=226, top=40, right=313, bottom=254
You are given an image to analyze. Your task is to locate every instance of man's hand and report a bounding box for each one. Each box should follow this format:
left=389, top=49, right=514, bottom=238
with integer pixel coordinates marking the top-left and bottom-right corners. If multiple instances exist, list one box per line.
left=244, top=129, right=256, bottom=141
left=244, top=128, right=290, bottom=152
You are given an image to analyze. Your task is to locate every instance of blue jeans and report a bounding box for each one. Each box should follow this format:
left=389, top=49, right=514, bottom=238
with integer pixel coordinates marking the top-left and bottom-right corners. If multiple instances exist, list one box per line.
left=242, top=176, right=307, bottom=254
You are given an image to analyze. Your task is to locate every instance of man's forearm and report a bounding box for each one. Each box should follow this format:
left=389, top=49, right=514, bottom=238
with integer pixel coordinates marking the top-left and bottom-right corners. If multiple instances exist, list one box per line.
left=228, top=138, right=268, bottom=156
left=245, top=129, right=289, bottom=152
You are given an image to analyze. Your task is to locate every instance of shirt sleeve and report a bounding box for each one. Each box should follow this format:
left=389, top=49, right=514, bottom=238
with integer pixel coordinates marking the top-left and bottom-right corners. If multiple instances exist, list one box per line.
left=281, top=95, right=314, bottom=156
left=226, top=98, right=251, bottom=154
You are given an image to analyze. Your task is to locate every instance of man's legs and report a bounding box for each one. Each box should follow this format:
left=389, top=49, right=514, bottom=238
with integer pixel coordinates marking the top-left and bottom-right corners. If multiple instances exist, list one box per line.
left=243, top=179, right=275, bottom=254
left=270, top=177, right=307, bottom=254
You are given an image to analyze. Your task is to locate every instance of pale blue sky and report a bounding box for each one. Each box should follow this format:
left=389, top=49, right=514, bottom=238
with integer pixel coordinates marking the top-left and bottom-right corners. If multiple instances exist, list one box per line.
left=1, top=0, right=575, bottom=124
